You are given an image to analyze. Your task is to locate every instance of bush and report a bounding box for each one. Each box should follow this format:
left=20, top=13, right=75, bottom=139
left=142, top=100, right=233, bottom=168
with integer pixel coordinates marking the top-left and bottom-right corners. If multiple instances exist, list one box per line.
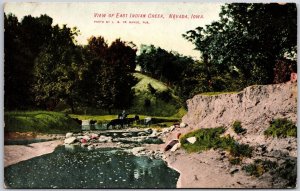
left=230, top=143, right=253, bottom=158
left=229, top=157, right=241, bottom=165
left=144, top=99, right=151, bottom=107
left=180, top=127, right=252, bottom=158
left=147, top=83, right=157, bottom=94
left=242, top=159, right=278, bottom=177
left=156, top=89, right=172, bottom=102
left=232, top=121, right=247, bottom=135
left=264, top=118, right=297, bottom=138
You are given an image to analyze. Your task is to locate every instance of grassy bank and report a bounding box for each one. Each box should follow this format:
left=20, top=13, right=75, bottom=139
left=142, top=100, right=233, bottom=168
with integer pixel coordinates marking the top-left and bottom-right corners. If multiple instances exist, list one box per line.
left=5, top=111, right=81, bottom=134
left=180, top=127, right=252, bottom=158
left=70, top=114, right=180, bottom=128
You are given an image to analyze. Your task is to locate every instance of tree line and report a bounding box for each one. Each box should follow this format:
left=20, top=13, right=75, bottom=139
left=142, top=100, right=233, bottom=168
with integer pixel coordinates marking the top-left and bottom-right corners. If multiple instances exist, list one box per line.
left=137, top=3, right=297, bottom=101
left=5, top=13, right=137, bottom=112
left=5, top=3, right=297, bottom=112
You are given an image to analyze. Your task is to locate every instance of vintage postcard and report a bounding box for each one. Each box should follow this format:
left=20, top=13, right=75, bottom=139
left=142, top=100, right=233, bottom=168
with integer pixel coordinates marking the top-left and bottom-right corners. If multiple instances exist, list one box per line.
left=3, top=2, right=297, bottom=189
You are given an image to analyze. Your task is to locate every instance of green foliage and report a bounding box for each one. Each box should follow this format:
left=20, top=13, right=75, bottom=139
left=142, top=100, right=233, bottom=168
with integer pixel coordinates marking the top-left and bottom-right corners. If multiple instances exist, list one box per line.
left=229, top=143, right=252, bottom=157
left=232, top=121, right=247, bottom=135
left=273, top=58, right=297, bottom=84
left=147, top=83, right=157, bottom=94
left=229, top=157, right=241, bottom=165
left=130, top=73, right=182, bottom=116
left=4, top=111, right=80, bottom=133
left=137, top=44, right=194, bottom=86
left=264, top=118, right=297, bottom=138
left=180, top=127, right=252, bottom=157
left=144, top=99, right=151, bottom=107
left=156, top=90, right=172, bottom=102
left=183, top=3, right=297, bottom=89
left=4, top=14, right=55, bottom=109
left=79, top=37, right=138, bottom=112
left=242, top=159, right=278, bottom=177
left=276, top=159, right=297, bottom=187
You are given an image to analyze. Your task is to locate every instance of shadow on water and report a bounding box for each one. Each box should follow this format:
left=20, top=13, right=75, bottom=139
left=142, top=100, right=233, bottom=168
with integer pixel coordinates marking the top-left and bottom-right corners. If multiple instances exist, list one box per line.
left=4, top=146, right=179, bottom=189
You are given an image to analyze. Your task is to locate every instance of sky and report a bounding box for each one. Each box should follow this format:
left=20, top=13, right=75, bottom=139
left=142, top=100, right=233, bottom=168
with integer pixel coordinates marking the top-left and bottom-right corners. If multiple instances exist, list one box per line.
left=4, top=2, right=223, bottom=59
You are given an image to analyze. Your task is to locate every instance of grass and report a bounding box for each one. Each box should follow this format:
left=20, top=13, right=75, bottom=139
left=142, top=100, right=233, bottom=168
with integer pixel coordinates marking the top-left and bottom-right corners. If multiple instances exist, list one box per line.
left=4, top=111, right=81, bottom=134
left=180, top=127, right=253, bottom=157
left=232, top=121, right=247, bottom=135
left=133, top=73, right=168, bottom=92
left=264, top=118, right=297, bottom=138
left=70, top=113, right=180, bottom=129
left=129, top=73, right=182, bottom=116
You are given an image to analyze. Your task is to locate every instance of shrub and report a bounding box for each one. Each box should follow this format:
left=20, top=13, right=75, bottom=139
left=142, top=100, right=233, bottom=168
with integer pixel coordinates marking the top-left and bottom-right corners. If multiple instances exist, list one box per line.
left=147, top=83, right=157, bottom=94
left=264, top=118, right=297, bottom=138
left=230, top=143, right=253, bottom=157
left=242, top=159, right=278, bottom=177
left=156, top=89, right=172, bottom=102
left=229, top=157, right=241, bottom=165
left=232, top=121, right=247, bottom=135
left=180, top=127, right=252, bottom=158
left=144, top=98, right=151, bottom=107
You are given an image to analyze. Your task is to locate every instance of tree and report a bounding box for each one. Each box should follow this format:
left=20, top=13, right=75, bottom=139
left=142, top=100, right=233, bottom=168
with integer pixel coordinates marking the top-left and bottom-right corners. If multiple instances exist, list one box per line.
left=137, top=44, right=195, bottom=86
left=4, top=13, right=54, bottom=109
left=81, top=36, right=137, bottom=113
left=32, top=24, right=80, bottom=111
left=183, top=3, right=297, bottom=87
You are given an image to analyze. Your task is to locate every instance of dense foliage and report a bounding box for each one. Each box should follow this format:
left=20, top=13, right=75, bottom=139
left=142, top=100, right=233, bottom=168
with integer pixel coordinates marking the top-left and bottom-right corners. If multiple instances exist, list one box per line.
left=5, top=14, right=137, bottom=112
left=183, top=3, right=297, bottom=94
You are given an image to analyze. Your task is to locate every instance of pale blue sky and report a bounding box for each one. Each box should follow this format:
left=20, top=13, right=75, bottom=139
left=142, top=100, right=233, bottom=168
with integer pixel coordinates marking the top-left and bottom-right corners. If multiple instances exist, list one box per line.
left=4, top=2, right=223, bottom=59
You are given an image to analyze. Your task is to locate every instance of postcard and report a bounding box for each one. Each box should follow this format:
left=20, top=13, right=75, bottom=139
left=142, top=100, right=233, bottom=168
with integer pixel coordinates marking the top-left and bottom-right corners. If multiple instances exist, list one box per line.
left=3, top=2, right=297, bottom=189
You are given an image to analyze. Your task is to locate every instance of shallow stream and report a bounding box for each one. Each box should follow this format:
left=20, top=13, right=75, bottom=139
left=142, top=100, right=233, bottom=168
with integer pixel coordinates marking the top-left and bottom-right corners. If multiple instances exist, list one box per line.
left=4, top=146, right=179, bottom=188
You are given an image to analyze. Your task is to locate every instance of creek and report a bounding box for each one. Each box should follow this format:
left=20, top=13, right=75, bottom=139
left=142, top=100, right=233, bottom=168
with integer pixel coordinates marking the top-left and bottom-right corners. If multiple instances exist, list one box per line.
left=4, top=145, right=179, bottom=188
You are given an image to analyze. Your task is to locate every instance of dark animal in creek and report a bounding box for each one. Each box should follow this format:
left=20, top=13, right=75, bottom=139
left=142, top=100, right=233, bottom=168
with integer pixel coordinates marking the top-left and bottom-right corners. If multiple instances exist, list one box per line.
left=107, top=115, right=140, bottom=129
left=89, top=120, right=97, bottom=125
left=124, top=115, right=140, bottom=125
left=73, top=118, right=82, bottom=125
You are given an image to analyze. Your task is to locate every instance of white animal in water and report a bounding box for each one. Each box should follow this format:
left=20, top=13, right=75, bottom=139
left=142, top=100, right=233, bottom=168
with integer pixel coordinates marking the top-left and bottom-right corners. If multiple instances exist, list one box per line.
left=144, top=117, right=152, bottom=125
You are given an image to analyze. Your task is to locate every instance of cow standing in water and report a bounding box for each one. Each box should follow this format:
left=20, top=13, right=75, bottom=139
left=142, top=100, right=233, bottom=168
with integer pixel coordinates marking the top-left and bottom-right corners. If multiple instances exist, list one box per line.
left=107, top=114, right=139, bottom=129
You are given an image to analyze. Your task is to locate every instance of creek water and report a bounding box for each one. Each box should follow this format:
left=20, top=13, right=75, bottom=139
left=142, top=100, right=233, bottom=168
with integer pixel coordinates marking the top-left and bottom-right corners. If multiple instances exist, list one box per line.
left=4, top=146, right=179, bottom=188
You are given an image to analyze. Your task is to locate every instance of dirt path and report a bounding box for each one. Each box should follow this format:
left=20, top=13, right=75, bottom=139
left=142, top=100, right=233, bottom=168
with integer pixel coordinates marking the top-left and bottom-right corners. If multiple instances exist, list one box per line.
left=4, top=140, right=63, bottom=167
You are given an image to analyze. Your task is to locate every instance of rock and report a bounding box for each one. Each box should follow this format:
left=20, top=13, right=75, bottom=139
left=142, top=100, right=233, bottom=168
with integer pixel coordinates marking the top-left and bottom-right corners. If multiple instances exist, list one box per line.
left=64, top=144, right=76, bottom=151
left=138, top=132, right=147, bottom=136
left=187, top=137, right=197, bottom=144
left=145, top=128, right=153, bottom=134
left=66, top=132, right=73, bottom=138
left=170, top=143, right=181, bottom=152
left=81, top=143, right=88, bottom=147
left=180, top=123, right=188, bottom=128
left=87, top=145, right=94, bottom=150
left=82, top=135, right=90, bottom=140
left=90, top=133, right=99, bottom=139
left=122, top=133, right=132, bottom=137
left=98, top=135, right=109, bottom=143
left=64, top=137, right=76, bottom=144
left=230, top=168, right=239, bottom=175
left=132, top=147, right=146, bottom=155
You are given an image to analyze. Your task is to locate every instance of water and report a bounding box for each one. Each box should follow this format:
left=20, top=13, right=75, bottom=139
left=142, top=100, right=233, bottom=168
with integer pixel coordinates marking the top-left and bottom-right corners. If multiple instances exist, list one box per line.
left=4, top=146, right=179, bottom=188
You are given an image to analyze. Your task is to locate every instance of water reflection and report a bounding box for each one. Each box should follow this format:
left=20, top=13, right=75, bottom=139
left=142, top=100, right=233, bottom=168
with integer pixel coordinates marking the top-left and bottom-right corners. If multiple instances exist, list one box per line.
left=5, top=146, right=179, bottom=189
